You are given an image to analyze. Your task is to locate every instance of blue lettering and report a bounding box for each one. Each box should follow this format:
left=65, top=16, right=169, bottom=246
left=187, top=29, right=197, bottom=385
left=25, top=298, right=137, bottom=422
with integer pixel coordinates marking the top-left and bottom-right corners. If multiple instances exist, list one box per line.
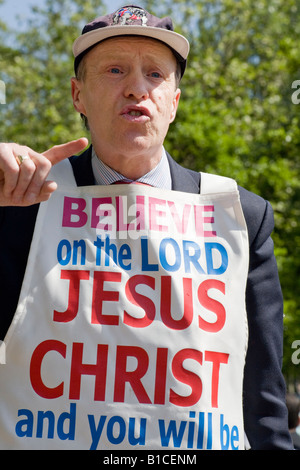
left=118, top=244, right=132, bottom=270
left=94, top=236, right=105, bottom=266
left=88, top=414, right=147, bottom=449
left=141, top=237, right=159, bottom=271
left=57, top=403, right=76, bottom=441
left=72, top=240, right=86, bottom=266
left=15, top=409, right=34, bottom=438
left=36, top=410, right=55, bottom=439
left=128, top=417, right=147, bottom=446
left=207, top=412, right=213, bottom=450
left=206, top=243, right=228, bottom=275
left=159, top=238, right=181, bottom=272
left=141, top=237, right=228, bottom=275
left=182, top=240, right=205, bottom=274
left=158, top=419, right=187, bottom=448
left=88, top=414, right=107, bottom=450
left=15, top=403, right=76, bottom=442
left=185, top=411, right=213, bottom=449
left=220, top=414, right=239, bottom=450
left=231, top=425, right=239, bottom=450
left=107, top=416, right=126, bottom=445
left=94, top=236, right=132, bottom=270
left=57, top=239, right=86, bottom=266
left=197, top=412, right=205, bottom=449
left=104, top=235, right=117, bottom=266
left=57, top=239, right=72, bottom=266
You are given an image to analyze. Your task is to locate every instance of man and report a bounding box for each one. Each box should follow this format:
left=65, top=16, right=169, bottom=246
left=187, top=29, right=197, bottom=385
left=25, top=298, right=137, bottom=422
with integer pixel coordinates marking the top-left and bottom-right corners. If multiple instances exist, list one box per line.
left=0, top=5, right=293, bottom=450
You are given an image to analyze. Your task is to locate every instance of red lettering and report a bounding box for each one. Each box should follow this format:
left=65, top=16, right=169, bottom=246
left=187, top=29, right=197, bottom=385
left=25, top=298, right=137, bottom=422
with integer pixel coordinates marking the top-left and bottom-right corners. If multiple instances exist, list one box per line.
left=30, top=340, right=66, bottom=399
left=124, top=275, right=156, bottom=328
left=53, top=270, right=90, bottom=323
left=29, top=342, right=229, bottom=407
left=114, top=346, right=152, bottom=404
left=160, top=277, right=193, bottom=330
left=198, top=279, right=226, bottom=333
left=69, top=342, right=108, bottom=401
left=52, top=270, right=227, bottom=334
left=154, top=348, right=168, bottom=405
left=205, top=350, right=229, bottom=408
left=62, top=197, right=88, bottom=228
left=170, top=348, right=203, bottom=407
left=91, top=271, right=121, bottom=325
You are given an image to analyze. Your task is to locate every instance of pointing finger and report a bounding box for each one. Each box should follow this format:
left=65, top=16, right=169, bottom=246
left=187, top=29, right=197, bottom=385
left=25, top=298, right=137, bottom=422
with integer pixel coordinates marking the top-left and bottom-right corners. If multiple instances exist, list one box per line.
left=43, top=138, right=89, bottom=165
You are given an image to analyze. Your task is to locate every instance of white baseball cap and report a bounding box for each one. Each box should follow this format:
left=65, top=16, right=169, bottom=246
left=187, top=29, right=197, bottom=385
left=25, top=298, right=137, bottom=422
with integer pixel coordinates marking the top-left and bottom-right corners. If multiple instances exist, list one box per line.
left=73, top=5, right=190, bottom=77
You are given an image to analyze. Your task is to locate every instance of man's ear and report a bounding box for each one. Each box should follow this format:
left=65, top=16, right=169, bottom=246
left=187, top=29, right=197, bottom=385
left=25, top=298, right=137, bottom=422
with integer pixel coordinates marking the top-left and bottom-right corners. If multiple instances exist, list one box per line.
left=71, top=77, right=87, bottom=115
left=170, top=88, right=181, bottom=124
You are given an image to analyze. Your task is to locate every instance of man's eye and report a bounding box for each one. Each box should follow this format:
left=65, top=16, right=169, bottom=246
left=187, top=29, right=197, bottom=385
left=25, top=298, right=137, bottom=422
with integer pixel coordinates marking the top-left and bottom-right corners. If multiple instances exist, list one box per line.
left=150, top=72, right=161, bottom=78
left=110, top=68, right=121, bottom=74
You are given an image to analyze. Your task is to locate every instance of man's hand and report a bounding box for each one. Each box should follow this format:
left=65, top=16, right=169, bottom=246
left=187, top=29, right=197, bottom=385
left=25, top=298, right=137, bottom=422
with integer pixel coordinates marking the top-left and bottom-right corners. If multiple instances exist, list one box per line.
left=0, top=138, right=89, bottom=207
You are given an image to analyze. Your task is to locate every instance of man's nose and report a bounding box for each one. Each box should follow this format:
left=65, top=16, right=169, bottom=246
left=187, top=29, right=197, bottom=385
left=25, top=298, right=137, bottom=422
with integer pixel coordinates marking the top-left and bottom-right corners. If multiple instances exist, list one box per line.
left=123, top=71, right=150, bottom=100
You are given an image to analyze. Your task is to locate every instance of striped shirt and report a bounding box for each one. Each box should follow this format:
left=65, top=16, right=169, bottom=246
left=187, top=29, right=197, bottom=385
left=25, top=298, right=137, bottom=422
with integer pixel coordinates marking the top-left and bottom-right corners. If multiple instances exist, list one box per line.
left=91, top=147, right=172, bottom=189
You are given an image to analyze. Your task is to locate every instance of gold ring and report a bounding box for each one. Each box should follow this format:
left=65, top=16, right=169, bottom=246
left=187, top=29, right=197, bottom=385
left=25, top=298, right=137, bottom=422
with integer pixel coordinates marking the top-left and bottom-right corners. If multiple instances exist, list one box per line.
left=16, top=155, right=30, bottom=166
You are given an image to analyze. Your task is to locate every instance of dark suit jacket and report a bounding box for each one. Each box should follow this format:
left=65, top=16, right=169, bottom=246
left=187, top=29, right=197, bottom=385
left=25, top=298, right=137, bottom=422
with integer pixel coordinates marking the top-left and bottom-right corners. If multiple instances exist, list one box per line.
left=0, top=146, right=293, bottom=450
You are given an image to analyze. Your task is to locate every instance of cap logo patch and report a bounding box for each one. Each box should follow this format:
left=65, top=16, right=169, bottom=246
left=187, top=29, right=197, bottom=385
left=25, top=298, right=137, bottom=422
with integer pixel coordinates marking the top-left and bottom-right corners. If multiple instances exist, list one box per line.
left=113, top=7, right=148, bottom=27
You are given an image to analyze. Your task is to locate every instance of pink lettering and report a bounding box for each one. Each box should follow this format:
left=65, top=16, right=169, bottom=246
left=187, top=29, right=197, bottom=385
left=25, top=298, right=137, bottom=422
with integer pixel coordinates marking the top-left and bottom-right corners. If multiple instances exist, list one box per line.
left=62, top=197, right=88, bottom=228
left=194, top=205, right=217, bottom=237
left=149, top=197, right=168, bottom=232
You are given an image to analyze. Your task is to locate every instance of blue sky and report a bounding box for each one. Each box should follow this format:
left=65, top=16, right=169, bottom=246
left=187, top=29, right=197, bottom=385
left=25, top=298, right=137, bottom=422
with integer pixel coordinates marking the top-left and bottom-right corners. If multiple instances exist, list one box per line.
left=0, top=0, right=127, bottom=28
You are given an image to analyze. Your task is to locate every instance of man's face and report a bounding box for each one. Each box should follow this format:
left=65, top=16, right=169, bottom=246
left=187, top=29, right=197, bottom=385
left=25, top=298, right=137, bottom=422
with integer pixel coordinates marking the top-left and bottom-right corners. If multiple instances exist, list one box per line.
left=71, top=36, right=181, bottom=174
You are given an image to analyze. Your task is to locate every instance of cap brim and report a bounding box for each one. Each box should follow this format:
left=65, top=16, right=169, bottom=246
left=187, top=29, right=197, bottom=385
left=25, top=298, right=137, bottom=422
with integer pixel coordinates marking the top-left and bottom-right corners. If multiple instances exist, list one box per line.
left=72, top=25, right=189, bottom=61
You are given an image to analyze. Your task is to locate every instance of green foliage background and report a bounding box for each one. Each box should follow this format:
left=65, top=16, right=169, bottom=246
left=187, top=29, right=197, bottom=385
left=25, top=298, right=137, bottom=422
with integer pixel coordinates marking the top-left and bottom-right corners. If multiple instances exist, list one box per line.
left=0, top=0, right=299, bottom=383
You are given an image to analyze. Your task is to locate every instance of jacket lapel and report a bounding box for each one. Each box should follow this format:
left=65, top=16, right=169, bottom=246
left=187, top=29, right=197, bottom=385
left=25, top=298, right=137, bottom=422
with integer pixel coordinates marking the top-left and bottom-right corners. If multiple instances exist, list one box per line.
left=166, top=151, right=201, bottom=193
left=69, top=146, right=95, bottom=187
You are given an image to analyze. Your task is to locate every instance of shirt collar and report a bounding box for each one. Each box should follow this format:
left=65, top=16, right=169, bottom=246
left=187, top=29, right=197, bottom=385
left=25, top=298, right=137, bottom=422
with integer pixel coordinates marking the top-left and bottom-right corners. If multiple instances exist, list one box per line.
left=91, top=147, right=172, bottom=190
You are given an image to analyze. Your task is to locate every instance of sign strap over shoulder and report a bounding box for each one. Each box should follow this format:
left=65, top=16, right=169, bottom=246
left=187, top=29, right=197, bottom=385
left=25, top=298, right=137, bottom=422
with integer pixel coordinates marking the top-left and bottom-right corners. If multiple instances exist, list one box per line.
left=200, top=172, right=238, bottom=195
left=49, top=159, right=77, bottom=188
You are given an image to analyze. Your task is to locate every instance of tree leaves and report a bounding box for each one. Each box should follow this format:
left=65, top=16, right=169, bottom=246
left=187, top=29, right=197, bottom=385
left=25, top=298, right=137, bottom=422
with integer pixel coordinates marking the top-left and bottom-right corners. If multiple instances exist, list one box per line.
left=0, top=0, right=105, bottom=149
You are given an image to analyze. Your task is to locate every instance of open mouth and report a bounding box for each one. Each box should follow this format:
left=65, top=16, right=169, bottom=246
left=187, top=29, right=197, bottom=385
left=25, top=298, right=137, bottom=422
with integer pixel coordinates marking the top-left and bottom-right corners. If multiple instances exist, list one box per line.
left=121, top=106, right=151, bottom=122
left=128, top=110, right=143, bottom=117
